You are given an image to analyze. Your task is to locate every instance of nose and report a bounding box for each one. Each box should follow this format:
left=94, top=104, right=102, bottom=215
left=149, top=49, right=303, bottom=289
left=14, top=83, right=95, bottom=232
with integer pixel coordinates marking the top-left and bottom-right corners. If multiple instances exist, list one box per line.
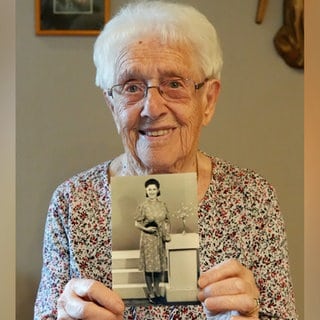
left=140, top=86, right=167, bottom=119
left=144, top=85, right=164, bottom=98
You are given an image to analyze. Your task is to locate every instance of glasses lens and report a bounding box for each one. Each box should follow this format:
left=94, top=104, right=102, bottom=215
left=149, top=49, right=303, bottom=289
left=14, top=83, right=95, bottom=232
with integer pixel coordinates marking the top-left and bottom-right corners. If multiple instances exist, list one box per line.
left=160, top=78, right=192, bottom=100
left=111, top=78, right=196, bottom=103
left=113, top=82, right=146, bottom=103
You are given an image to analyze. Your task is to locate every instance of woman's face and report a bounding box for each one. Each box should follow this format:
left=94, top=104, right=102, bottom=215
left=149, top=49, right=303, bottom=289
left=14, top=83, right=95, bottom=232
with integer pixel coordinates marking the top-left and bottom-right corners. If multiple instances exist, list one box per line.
left=105, top=37, right=220, bottom=173
left=146, top=184, right=159, bottom=199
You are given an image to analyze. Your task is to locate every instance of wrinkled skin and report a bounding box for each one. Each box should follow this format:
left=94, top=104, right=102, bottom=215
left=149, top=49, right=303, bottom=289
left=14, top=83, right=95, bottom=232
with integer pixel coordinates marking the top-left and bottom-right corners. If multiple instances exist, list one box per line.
left=104, top=37, right=220, bottom=175
left=198, top=259, right=260, bottom=319
left=57, top=279, right=124, bottom=320
left=58, top=38, right=260, bottom=319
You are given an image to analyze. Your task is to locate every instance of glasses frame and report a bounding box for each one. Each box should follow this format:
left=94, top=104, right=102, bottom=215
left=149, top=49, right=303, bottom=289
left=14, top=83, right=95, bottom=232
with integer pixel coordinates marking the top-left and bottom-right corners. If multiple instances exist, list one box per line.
left=107, top=78, right=210, bottom=102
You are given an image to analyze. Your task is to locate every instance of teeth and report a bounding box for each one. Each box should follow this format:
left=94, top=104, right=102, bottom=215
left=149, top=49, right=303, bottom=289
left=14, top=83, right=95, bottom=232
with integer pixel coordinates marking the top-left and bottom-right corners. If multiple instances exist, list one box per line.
left=145, top=129, right=170, bottom=137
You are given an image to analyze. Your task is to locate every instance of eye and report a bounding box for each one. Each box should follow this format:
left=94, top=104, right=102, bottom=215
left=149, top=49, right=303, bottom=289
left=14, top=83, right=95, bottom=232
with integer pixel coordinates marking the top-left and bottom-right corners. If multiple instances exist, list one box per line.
left=163, top=78, right=187, bottom=90
left=168, top=80, right=183, bottom=89
left=123, top=82, right=144, bottom=94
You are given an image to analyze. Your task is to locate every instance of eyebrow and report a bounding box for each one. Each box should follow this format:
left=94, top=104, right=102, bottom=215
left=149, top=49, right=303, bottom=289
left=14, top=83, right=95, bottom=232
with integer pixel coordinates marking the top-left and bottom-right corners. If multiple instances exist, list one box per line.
left=117, top=70, right=140, bottom=83
left=117, top=68, right=188, bottom=83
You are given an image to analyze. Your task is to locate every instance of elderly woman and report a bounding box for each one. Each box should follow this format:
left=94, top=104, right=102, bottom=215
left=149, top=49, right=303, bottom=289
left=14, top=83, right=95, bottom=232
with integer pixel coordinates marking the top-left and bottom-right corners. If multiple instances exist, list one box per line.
left=134, top=178, right=170, bottom=304
left=34, top=1, right=297, bottom=320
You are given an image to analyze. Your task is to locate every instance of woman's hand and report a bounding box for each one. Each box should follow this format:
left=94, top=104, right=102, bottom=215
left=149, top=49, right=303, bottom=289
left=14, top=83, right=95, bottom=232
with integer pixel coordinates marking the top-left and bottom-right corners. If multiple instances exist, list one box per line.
left=145, top=226, right=157, bottom=234
left=134, top=221, right=157, bottom=234
left=198, top=259, right=260, bottom=319
left=57, top=278, right=125, bottom=320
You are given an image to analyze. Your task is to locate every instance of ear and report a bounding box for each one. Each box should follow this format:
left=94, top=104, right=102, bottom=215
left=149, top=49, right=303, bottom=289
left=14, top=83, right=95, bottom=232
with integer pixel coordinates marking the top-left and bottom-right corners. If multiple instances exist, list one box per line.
left=202, top=79, right=221, bottom=126
left=103, top=89, right=114, bottom=112
left=103, top=90, right=121, bottom=133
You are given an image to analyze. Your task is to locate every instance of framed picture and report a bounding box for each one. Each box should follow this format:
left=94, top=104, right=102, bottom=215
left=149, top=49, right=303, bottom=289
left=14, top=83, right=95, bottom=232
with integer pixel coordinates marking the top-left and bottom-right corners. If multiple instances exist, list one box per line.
left=35, top=0, right=110, bottom=36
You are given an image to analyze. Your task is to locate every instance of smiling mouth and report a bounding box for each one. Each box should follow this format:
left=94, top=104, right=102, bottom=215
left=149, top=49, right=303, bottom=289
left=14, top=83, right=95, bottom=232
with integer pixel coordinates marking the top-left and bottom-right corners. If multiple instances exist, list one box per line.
left=139, top=129, right=172, bottom=137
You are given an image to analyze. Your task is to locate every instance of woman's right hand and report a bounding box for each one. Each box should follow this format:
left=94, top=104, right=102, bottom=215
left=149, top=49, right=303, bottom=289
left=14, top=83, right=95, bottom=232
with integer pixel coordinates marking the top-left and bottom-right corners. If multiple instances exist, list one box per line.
left=145, top=226, right=157, bottom=234
left=57, top=278, right=125, bottom=320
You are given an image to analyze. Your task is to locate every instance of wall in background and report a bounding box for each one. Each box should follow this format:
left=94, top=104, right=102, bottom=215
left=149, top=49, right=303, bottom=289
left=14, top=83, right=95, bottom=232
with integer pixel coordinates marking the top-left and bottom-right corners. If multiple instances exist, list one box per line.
left=304, top=0, right=320, bottom=319
left=16, top=1, right=304, bottom=319
left=0, top=1, right=15, bottom=319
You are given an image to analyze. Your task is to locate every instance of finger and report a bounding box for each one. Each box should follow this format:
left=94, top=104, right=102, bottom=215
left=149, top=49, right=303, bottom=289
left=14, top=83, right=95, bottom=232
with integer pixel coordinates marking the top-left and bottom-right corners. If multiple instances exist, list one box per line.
left=57, top=297, right=75, bottom=320
left=72, top=279, right=125, bottom=315
left=57, top=308, right=74, bottom=320
left=231, top=317, right=259, bottom=320
left=198, top=277, right=251, bottom=301
left=202, top=304, right=240, bottom=318
left=198, top=259, right=247, bottom=288
left=61, top=291, right=123, bottom=320
left=203, top=294, right=259, bottom=317
left=74, top=300, right=123, bottom=320
left=61, top=291, right=88, bottom=319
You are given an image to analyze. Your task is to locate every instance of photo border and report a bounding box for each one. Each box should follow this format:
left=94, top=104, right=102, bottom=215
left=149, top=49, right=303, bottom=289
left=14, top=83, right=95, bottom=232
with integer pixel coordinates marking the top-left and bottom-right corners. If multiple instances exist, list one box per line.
left=111, top=173, right=200, bottom=306
left=35, top=0, right=110, bottom=36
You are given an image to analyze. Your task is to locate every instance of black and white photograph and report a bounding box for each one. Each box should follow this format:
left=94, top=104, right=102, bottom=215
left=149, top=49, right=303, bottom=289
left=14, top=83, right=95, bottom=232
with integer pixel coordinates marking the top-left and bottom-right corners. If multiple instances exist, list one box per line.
left=111, top=173, right=200, bottom=306
left=53, top=0, right=93, bottom=14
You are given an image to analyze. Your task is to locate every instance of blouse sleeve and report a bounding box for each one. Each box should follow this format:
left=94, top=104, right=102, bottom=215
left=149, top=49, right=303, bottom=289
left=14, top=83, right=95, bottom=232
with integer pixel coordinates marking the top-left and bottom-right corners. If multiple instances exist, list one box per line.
left=34, top=185, right=71, bottom=320
left=249, top=182, right=297, bottom=319
left=134, top=202, right=146, bottom=223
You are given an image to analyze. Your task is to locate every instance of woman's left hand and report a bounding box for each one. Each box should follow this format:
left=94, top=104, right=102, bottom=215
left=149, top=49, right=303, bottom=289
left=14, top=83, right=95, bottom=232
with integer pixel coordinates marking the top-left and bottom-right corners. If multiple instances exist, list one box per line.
left=198, top=259, right=260, bottom=319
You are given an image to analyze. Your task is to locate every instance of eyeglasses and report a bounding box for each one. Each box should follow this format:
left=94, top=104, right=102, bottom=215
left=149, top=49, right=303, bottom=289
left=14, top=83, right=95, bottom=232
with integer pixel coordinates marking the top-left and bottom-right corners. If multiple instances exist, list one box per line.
left=107, top=77, right=209, bottom=104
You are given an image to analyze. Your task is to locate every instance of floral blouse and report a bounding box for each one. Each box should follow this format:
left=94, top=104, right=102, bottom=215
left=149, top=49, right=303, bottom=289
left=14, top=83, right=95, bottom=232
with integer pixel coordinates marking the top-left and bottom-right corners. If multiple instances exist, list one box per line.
left=34, top=156, right=297, bottom=319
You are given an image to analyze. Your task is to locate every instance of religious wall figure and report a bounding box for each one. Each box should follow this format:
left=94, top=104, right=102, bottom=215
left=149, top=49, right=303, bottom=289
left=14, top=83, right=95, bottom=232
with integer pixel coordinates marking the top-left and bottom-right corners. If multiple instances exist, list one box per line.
left=274, top=0, right=304, bottom=69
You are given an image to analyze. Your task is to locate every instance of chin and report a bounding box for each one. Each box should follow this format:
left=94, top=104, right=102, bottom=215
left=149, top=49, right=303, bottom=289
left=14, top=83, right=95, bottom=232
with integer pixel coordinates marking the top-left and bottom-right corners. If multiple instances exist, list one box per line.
left=134, top=143, right=184, bottom=173
left=139, top=155, right=177, bottom=173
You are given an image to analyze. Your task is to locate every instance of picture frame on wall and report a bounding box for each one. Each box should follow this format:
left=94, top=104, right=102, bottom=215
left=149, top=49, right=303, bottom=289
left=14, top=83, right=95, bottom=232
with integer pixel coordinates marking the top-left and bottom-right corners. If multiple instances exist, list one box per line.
left=35, top=0, right=110, bottom=36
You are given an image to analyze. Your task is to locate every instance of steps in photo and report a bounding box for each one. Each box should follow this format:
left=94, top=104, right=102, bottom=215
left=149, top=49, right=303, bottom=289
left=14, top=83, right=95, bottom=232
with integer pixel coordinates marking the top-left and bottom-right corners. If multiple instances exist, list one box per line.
left=112, top=250, right=147, bottom=299
left=112, top=250, right=166, bottom=299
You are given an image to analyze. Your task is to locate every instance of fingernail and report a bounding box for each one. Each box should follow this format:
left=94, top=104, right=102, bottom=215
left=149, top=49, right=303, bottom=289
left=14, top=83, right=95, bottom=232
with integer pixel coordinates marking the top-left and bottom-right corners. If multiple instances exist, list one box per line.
left=198, top=277, right=207, bottom=288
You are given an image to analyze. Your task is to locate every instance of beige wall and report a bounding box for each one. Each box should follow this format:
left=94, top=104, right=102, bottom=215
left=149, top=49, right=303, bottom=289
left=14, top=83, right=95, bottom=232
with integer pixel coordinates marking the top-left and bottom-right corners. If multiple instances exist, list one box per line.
left=304, top=1, right=320, bottom=319
left=16, top=1, right=304, bottom=319
left=0, top=1, right=15, bottom=319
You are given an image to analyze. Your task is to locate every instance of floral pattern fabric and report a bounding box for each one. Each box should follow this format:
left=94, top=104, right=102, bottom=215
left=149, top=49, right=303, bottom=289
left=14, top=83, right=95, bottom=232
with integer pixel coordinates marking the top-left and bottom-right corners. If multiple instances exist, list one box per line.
left=34, top=155, right=297, bottom=319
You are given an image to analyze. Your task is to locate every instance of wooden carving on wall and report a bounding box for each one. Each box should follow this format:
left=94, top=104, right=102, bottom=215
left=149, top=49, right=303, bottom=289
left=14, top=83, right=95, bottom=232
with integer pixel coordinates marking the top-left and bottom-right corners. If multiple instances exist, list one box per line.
left=256, top=0, right=304, bottom=69
left=274, top=0, right=304, bottom=69
left=256, top=0, right=269, bottom=24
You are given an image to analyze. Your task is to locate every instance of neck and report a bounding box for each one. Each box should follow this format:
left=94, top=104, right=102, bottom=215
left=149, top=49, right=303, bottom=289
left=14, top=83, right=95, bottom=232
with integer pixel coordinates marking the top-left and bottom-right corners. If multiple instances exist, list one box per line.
left=114, top=152, right=199, bottom=176
left=109, top=151, right=212, bottom=202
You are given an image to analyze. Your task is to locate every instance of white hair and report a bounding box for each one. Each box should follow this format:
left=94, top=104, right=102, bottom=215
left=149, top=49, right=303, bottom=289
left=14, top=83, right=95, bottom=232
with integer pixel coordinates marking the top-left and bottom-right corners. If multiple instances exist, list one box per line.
left=93, top=0, right=223, bottom=90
